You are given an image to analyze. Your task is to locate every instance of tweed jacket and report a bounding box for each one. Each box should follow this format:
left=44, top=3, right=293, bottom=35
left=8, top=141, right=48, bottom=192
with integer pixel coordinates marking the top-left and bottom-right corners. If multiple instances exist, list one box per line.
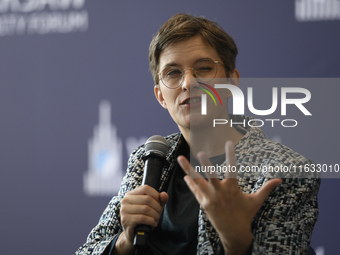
left=75, top=116, right=320, bottom=255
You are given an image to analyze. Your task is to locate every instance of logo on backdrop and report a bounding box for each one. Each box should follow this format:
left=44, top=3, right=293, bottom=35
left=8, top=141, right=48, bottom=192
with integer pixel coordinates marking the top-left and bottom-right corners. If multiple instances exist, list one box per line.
left=295, top=0, right=340, bottom=21
left=0, top=0, right=88, bottom=36
left=83, top=100, right=147, bottom=196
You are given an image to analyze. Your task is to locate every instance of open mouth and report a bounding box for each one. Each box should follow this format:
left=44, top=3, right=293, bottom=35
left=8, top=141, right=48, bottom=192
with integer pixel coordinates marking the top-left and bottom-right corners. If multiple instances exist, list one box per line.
left=183, top=97, right=201, bottom=105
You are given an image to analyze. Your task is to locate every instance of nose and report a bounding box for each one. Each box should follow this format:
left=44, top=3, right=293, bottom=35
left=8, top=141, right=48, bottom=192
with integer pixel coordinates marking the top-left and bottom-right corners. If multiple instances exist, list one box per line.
left=181, top=68, right=196, bottom=91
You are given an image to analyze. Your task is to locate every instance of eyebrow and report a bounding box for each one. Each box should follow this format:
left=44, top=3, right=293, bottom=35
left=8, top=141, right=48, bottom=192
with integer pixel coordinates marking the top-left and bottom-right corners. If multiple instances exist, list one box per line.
left=162, top=62, right=179, bottom=69
left=160, top=57, right=213, bottom=70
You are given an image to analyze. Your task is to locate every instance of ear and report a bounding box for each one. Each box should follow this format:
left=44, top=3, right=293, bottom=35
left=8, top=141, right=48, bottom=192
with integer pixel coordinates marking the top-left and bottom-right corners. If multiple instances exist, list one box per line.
left=154, top=85, right=168, bottom=109
left=226, top=69, right=241, bottom=99
left=230, top=68, right=240, bottom=87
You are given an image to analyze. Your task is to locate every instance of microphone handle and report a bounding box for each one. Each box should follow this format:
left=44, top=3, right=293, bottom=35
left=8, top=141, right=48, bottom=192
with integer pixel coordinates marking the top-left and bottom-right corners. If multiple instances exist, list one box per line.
left=133, top=156, right=164, bottom=249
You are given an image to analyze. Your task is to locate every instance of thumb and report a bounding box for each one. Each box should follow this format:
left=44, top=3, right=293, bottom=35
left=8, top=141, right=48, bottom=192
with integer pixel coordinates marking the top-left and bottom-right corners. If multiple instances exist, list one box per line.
left=254, top=179, right=282, bottom=206
left=159, top=191, right=169, bottom=207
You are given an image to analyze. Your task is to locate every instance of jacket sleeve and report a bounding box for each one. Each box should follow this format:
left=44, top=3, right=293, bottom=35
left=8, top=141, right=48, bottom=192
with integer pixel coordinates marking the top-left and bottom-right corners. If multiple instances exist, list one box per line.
left=249, top=160, right=320, bottom=254
left=74, top=146, right=146, bottom=255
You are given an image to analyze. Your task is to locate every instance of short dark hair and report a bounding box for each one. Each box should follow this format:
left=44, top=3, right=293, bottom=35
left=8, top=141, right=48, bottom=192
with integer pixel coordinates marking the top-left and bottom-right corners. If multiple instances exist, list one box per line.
left=149, top=13, right=238, bottom=84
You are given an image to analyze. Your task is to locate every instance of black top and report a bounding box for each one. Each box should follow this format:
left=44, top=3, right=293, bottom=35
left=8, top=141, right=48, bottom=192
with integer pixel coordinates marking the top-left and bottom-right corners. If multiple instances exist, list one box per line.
left=142, top=140, right=226, bottom=255
left=143, top=141, right=199, bottom=255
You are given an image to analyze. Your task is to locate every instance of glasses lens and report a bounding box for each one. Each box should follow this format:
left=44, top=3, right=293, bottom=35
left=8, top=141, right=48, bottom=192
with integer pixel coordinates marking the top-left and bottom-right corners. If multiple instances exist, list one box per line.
left=194, top=59, right=217, bottom=83
left=161, top=67, right=183, bottom=88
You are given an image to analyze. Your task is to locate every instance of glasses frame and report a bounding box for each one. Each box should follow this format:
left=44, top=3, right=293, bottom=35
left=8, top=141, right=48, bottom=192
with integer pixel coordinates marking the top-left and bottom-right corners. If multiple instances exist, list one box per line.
left=157, top=59, right=225, bottom=89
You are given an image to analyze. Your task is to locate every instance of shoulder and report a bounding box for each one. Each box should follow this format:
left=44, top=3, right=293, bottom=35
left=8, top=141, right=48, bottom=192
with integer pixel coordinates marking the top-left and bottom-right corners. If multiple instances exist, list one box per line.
left=237, top=128, right=313, bottom=168
left=235, top=128, right=320, bottom=191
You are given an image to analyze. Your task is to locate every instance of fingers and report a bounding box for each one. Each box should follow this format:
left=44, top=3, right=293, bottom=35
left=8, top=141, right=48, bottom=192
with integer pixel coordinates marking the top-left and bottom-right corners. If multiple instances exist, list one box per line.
left=196, top=151, right=220, bottom=187
left=120, top=185, right=168, bottom=241
left=225, top=141, right=238, bottom=180
left=177, top=155, right=190, bottom=175
left=177, top=155, right=210, bottom=190
left=177, top=155, right=202, bottom=179
left=178, top=141, right=240, bottom=191
left=177, top=156, right=206, bottom=202
left=121, top=205, right=160, bottom=227
left=123, top=185, right=165, bottom=213
left=121, top=196, right=162, bottom=216
left=183, top=175, right=206, bottom=203
left=120, top=205, right=159, bottom=243
left=121, top=197, right=161, bottom=229
left=128, top=185, right=161, bottom=203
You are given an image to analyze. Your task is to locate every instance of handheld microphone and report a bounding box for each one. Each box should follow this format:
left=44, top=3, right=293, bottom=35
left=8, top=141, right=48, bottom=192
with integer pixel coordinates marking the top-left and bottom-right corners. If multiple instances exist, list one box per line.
left=133, top=135, right=170, bottom=249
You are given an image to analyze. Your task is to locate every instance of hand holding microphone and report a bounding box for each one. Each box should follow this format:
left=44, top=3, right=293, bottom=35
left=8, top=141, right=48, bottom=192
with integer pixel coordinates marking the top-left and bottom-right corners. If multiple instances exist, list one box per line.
left=119, top=135, right=169, bottom=251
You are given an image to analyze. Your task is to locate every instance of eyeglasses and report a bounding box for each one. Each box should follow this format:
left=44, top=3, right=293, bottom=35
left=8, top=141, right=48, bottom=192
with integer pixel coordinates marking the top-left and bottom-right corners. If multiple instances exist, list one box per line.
left=158, top=58, right=225, bottom=89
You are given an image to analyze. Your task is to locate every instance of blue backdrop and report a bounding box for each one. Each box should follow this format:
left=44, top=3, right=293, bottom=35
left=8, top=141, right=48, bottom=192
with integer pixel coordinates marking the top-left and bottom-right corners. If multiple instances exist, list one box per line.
left=0, top=1, right=339, bottom=254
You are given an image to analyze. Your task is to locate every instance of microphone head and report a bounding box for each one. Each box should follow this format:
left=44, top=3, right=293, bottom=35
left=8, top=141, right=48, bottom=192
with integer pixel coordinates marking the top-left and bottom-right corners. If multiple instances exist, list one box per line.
left=145, top=135, right=170, bottom=158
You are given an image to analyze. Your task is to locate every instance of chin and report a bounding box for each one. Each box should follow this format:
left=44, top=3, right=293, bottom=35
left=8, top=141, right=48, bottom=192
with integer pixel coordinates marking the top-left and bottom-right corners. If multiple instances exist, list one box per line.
left=188, top=115, right=214, bottom=130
